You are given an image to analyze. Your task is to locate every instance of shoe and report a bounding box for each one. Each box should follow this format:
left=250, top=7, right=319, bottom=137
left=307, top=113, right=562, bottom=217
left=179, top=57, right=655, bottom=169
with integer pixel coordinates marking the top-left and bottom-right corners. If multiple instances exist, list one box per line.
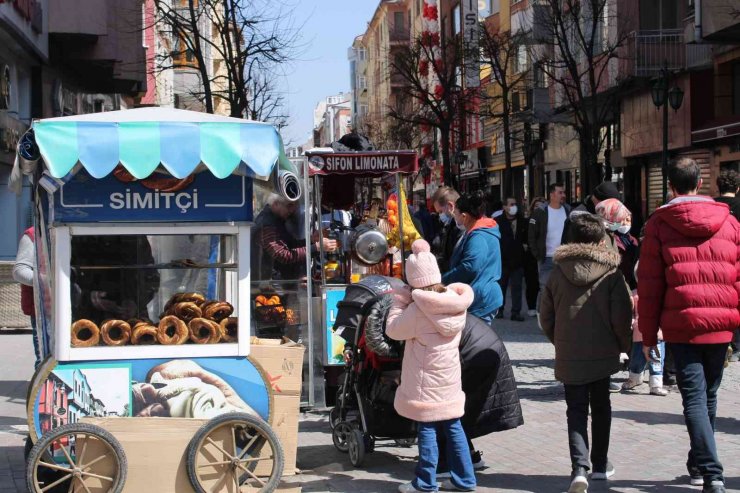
left=471, top=450, right=486, bottom=470
left=688, top=465, right=703, bottom=486
left=440, top=479, right=476, bottom=491
left=511, top=314, right=525, bottom=322
left=609, top=381, right=621, bottom=393
left=664, top=375, right=677, bottom=386
left=527, top=309, right=537, bottom=317
left=398, top=482, right=425, bottom=493
left=702, top=481, right=726, bottom=493
left=591, top=462, right=615, bottom=480
left=650, top=386, right=669, bottom=396
left=621, top=373, right=644, bottom=392
left=495, top=311, right=504, bottom=319
left=568, top=467, right=589, bottom=493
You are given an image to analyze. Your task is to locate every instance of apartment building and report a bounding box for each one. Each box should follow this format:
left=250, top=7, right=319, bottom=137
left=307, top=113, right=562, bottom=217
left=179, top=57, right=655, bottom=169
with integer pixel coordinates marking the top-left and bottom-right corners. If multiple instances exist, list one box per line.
left=349, top=35, right=370, bottom=133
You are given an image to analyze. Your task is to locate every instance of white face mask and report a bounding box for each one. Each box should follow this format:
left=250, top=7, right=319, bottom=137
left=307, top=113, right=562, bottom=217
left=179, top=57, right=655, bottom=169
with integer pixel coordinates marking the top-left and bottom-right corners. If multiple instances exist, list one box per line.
left=617, top=224, right=631, bottom=234
left=455, top=215, right=466, bottom=231
left=507, top=205, right=518, bottom=216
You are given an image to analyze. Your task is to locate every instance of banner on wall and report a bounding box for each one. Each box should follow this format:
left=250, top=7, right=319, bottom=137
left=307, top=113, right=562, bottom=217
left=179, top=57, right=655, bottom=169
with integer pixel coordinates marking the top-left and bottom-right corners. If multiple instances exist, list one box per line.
left=324, top=287, right=347, bottom=366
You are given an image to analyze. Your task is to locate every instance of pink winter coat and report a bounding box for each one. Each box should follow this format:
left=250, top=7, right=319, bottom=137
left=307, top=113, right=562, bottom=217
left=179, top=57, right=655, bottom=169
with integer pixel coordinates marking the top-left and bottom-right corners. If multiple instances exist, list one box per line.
left=386, top=283, right=474, bottom=423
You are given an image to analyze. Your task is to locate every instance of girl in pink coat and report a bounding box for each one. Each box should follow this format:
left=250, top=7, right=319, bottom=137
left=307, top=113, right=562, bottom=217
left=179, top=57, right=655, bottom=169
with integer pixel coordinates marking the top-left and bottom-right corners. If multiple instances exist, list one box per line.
left=387, top=239, right=476, bottom=493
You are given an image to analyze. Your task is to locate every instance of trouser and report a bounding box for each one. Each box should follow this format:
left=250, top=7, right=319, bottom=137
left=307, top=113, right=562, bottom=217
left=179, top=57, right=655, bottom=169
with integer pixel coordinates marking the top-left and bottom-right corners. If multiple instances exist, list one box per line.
left=30, top=315, right=41, bottom=370
left=523, top=257, right=539, bottom=310
left=537, top=257, right=554, bottom=308
left=414, top=419, right=476, bottom=491
left=564, top=377, right=611, bottom=471
left=629, top=341, right=665, bottom=380
left=499, top=267, right=524, bottom=316
left=668, top=343, right=728, bottom=485
left=436, top=433, right=475, bottom=471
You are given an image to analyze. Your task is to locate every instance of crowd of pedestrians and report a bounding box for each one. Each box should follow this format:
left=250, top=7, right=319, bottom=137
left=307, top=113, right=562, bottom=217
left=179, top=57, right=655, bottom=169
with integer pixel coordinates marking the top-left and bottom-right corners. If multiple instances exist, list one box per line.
left=384, top=157, right=738, bottom=493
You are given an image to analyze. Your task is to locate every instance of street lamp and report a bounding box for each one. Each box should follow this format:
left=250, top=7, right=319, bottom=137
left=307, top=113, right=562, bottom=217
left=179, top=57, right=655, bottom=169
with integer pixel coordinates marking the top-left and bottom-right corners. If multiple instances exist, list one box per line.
left=651, top=65, right=684, bottom=203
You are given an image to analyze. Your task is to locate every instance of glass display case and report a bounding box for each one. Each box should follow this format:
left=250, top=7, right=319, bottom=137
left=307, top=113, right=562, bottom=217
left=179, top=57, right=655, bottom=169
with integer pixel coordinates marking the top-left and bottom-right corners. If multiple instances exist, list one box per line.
left=54, top=224, right=251, bottom=361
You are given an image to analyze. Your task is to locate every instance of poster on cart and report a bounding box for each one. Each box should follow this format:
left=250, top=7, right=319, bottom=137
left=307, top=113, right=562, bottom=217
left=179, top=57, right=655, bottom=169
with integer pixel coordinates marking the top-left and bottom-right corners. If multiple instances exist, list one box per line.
left=31, top=357, right=270, bottom=441
left=324, top=287, right=347, bottom=366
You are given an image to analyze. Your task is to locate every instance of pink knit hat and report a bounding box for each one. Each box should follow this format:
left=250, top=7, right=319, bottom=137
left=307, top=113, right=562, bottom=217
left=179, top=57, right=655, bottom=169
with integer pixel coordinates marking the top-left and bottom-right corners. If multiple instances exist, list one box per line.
left=405, top=239, right=441, bottom=288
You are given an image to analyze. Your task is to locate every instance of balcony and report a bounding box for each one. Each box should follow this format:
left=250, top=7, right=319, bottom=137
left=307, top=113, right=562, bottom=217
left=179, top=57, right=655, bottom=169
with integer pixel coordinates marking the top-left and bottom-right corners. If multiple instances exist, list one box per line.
left=623, top=30, right=714, bottom=77
left=389, top=28, right=410, bottom=45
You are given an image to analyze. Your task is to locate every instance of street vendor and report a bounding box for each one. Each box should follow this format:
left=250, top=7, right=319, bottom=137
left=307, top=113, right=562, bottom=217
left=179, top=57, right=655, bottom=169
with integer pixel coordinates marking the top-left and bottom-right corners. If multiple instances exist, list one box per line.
left=70, top=235, right=160, bottom=322
left=252, top=193, right=338, bottom=281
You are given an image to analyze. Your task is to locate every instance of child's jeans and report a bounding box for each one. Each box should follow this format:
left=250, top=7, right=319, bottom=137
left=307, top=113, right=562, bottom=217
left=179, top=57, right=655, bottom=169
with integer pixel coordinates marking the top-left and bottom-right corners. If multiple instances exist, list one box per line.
left=629, top=341, right=665, bottom=377
left=413, top=418, right=476, bottom=491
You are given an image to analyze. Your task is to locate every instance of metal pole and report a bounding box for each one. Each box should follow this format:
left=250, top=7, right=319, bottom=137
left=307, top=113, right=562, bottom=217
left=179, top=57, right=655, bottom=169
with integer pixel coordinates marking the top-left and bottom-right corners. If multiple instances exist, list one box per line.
left=661, top=68, right=669, bottom=203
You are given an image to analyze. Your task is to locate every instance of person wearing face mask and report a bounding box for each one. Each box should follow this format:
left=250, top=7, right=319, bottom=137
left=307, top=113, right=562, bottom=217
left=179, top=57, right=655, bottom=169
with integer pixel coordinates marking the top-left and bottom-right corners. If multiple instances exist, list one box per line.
left=496, top=197, right=527, bottom=322
left=441, top=191, right=503, bottom=324
left=595, top=199, right=638, bottom=290
left=431, top=187, right=463, bottom=273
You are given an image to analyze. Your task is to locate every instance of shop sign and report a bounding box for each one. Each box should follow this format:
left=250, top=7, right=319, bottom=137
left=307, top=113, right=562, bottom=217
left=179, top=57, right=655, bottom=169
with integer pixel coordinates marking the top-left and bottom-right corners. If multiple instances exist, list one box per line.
left=56, top=407, right=66, bottom=416
left=0, top=0, right=43, bottom=33
left=462, top=0, right=480, bottom=88
left=0, top=111, right=27, bottom=154
left=52, top=168, right=254, bottom=223
left=306, top=151, right=418, bottom=176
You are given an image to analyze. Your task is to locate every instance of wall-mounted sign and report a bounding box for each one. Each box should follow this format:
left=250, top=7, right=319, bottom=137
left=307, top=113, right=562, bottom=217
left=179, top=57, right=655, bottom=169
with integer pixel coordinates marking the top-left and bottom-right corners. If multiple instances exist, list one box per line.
left=0, top=111, right=27, bottom=154
left=462, top=0, right=480, bottom=89
left=0, top=65, right=10, bottom=110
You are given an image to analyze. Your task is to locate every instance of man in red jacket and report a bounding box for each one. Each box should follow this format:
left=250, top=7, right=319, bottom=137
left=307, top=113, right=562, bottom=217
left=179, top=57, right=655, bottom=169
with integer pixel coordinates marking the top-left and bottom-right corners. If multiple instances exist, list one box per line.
left=638, top=158, right=740, bottom=493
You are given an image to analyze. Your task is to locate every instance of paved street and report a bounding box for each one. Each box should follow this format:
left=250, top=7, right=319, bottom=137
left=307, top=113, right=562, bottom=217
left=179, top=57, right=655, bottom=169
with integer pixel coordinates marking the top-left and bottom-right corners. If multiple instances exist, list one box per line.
left=2, top=316, right=739, bottom=492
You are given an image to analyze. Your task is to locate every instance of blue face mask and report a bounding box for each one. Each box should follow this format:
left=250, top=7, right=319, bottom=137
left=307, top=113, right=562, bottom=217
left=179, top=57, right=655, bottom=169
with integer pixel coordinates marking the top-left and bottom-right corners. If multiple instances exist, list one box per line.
left=439, top=212, right=452, bottom=225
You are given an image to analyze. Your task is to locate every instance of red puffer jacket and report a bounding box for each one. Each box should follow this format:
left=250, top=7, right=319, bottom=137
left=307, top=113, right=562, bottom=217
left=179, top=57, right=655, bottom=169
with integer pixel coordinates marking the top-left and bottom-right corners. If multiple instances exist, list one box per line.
left=637, top=197, right=740, bottom=346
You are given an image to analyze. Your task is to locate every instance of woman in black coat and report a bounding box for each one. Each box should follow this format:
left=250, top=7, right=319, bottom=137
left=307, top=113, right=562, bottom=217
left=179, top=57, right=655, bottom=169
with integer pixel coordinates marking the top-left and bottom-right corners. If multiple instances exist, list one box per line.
left=438, top=314, right=524, bottom=471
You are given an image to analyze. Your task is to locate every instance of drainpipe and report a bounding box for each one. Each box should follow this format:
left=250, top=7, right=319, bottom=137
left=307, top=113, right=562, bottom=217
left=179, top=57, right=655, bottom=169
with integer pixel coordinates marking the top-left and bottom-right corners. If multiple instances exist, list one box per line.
left=694, top=0, right=702, bottom=42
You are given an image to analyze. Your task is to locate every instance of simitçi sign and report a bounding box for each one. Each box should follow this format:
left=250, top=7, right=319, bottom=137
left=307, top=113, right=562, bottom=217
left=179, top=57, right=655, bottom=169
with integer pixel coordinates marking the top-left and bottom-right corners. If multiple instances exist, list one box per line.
left=306, top=151, right=419, bottom=176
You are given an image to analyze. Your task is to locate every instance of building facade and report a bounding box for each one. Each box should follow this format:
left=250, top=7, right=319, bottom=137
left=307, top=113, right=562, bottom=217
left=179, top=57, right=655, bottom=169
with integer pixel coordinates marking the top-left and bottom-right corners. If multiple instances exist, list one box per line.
left=348, top=35, right=369, bottom=132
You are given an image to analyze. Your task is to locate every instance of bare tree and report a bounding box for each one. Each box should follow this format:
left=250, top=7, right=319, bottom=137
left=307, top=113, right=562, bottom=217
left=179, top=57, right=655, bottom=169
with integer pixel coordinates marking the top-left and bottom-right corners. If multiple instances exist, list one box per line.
left=388, top=35, right=471, bottom=189
left=154, top=0, right=302, bottom=121
left=478, top=25, right=531, bottom=198
left=534, top=0, right=632, bottom=193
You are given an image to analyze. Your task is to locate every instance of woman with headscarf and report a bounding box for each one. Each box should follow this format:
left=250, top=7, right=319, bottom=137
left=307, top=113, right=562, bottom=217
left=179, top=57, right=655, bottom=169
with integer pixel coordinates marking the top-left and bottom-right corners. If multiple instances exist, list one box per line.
left=595, top=198, right=638, bottom=289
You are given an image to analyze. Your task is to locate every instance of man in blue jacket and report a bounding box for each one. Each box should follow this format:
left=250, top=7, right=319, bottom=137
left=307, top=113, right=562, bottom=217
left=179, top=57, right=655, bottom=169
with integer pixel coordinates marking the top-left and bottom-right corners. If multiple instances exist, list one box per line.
left=442, top=191, right=503, bottom=324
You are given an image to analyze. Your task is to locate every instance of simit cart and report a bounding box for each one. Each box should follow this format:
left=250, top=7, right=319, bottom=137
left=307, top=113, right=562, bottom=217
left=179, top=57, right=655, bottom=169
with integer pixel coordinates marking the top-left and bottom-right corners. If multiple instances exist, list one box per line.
left=13, top=107, right=308, bottom=493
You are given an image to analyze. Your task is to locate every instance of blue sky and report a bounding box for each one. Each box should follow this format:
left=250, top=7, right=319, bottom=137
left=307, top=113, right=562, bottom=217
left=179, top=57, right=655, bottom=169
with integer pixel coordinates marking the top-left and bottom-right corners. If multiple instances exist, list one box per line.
left=280, top=1, right=379, bottom=147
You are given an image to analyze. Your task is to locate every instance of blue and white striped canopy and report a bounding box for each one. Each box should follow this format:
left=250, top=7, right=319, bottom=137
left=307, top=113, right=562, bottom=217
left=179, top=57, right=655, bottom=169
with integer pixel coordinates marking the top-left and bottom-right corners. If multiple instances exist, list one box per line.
left=32, top=107, right=288, bottom=180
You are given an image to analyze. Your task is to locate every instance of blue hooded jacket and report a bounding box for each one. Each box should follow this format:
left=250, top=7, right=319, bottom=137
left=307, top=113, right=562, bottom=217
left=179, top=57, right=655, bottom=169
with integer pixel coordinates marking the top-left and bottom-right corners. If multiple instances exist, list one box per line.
left=442, top=217, right=503, bottom=318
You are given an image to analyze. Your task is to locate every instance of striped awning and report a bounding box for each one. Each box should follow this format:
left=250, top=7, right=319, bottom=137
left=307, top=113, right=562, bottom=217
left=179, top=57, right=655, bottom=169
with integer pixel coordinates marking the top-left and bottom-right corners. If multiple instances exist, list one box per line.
left=30, top=107, right=288, bottom=180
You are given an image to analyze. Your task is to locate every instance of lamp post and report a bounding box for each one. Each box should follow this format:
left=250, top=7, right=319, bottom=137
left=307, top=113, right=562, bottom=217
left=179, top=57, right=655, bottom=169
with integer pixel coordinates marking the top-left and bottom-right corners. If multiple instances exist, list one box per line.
left=651, top=64, right=684, bottom=203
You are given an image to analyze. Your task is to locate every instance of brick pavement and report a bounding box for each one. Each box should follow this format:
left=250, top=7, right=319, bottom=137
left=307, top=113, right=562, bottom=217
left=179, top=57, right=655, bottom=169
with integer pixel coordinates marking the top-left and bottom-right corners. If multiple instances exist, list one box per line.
left=2, top=318, right=739, bottom=492
left=284, top=316, right=740, bottom=492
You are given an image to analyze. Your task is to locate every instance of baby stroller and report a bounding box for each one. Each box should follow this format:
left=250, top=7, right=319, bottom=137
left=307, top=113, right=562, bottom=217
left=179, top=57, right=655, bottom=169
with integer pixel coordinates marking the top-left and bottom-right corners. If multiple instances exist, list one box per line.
left=329, top=276, right=417, bottom=466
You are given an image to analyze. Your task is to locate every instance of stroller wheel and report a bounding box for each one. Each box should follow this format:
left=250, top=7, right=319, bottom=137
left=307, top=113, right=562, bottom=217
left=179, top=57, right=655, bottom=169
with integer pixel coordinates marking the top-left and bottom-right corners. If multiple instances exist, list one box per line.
left=394, top=438, right=417, bottom=448
left=332, top=422, right=353, bottom=453
left=348, top=429, right=366, bottom=467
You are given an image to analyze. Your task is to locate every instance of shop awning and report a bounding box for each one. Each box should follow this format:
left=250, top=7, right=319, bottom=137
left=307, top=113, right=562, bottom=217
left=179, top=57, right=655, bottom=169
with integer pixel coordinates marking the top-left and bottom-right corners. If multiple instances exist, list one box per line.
left=26, top=107, right=289, bottom=180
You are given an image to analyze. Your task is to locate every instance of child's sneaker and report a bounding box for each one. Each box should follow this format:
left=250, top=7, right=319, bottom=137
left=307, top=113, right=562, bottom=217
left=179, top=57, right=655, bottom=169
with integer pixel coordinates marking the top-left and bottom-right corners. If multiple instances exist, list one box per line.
left=591, top=462, right=615, bottom=480
left=440, top=479, right=476, bottom=491
left=568, top=466, right=589, bottom=493
left=471, top=450, right=486, bottom=470
left=621, top=372, right=644, bottom=392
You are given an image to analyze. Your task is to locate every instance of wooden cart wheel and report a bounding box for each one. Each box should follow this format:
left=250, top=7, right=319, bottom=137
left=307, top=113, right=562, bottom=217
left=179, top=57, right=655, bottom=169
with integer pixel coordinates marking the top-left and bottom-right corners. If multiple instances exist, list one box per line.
left=187, top=412, right=284, bottom=493
left=26, top=422, right=127, bottom=493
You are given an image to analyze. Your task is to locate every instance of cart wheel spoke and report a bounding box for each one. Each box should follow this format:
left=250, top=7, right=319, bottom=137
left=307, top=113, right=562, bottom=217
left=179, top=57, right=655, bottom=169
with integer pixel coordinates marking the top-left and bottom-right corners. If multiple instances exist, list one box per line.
left=240, top=455, right=273, bottom=463
left=78, top=479, right=93, bottom=493
left=236, top=432, right=260, bottom=461
left=38, top=461, right=75, bottom=474
left=237, top=463, right=265, bottom=487
left=205, top=436, right=235, bottom=460
left=40, top=473, right=73, bottom=492
left=57, top=441, right=76, bottom=468
left=76, top=434, right=89, bottom=467
left=79, top=470, right=113, bottom=482
left=197, top=459, right=233, bottom=468
left=233, top=468, right=240, bottom=491
left=79, top=453, right=108, bottom=471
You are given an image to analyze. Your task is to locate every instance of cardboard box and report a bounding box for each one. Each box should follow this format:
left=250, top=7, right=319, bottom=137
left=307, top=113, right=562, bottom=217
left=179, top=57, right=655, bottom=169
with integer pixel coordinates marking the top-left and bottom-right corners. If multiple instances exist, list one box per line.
left=80, top=417, right=301, bottom=492
left=249, top=338, right=305, bottom=475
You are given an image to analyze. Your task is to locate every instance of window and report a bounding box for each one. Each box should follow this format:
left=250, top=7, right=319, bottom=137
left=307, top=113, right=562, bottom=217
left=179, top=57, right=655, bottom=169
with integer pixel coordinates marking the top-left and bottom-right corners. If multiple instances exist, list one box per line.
left=453, top=5, right=461, bottom=35
left=640, top=0, right=680, bottom=31
left=172, top=33, right=198, bottom=68
left=359, top=48, right=367, bottom=61
left=358, top=76, right=367, bottom=90
left=360, top=104, right=369, bottom=116
left=513, top=44, right=528, bottom=73
left=733, top=62, right=740, bottom=116
left=394, top=11, right=405, bottom=33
